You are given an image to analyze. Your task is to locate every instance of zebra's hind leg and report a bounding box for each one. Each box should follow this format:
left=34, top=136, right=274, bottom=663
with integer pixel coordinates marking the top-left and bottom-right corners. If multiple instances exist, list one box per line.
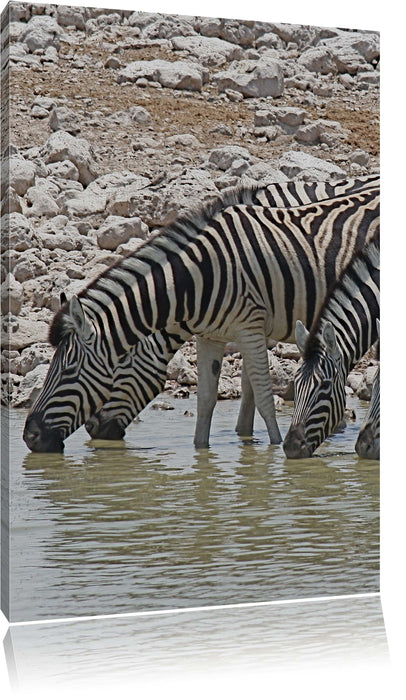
left=235, top=330, right=282, bottom=445
left=235, top=362, right=255, bottom=438
left=194, top=337, right=225, bottom=448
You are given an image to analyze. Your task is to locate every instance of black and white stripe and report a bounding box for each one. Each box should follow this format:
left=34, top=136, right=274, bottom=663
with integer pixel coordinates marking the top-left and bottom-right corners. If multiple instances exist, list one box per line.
left=23, top=181, right=379, bottom=452
left=283, top=241, right=380, bottom=459
left=355, top=319, right=380, bottom=460
left=86, top=175, right=379, bottom=443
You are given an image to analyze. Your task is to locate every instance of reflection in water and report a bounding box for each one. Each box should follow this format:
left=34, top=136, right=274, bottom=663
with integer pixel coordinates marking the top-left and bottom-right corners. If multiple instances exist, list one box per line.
left=4, top=595, right=388, bottom=695
left=8, top=396, right=379, bottom=622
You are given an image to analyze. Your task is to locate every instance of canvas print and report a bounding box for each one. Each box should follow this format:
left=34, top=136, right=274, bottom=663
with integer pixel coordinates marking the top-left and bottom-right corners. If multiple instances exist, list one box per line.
left=1, top=2, right=380, bottom=623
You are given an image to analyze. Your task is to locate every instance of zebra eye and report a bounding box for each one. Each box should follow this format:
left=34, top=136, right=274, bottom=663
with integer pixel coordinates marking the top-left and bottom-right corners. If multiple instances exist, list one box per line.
left=320, top=378, right=332, bottom=390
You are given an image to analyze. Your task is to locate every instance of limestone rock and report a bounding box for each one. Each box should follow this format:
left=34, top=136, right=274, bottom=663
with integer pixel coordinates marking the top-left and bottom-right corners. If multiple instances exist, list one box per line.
left=1, top=213, right=35, bottom=252
left=44, top=131, right=100, bottom=186
left=19, top=15, right=64, bottom=53
left=8, top=157, right=36, bottom=196
left=96, top=216, right=148, bottom=251
left=49, top=106, right=81, bottom=135
left=14, top=363, right=51, bottom=408
left=171, top=35, right=243, bottom=66
left=117, top=59, right=208, bottom=91
left=5, top=317, right=50, bottom=351
left=279, top=151, right=347, bottom=181
left=214, top=58, right=284, bottom=98
left=1, top=273, right=24, bottom=316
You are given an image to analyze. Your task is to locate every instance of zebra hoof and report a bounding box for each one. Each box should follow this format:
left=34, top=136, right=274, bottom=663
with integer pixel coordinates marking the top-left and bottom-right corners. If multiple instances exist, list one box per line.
left=85, top=415, right=126, bottom=440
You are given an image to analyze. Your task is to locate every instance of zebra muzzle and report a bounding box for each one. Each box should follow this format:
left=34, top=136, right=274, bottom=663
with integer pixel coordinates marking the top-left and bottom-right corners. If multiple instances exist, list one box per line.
left=23, top=414, right=65, bottom=453
left=283, top=425, right=313, bottom=459
left=355, top=425, right=380, bottom=460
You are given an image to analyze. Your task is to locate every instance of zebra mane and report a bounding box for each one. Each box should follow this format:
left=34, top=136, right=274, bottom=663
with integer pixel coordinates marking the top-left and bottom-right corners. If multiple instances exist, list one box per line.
left=302, top=239, right=380, bottom=362
left=49, top=295, right=75, bottom=346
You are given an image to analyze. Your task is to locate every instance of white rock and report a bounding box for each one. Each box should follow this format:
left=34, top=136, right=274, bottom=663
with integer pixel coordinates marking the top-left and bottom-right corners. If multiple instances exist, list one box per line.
left=6, top=317, right=50, bottom=351
left=242, top=162, right=288, bottom=185
left=19, top=15, right=63, bottom=53
left=18, top=343, right=54, bottom=376
left=96, top=216, right=148, bottom=250
left=1, top=212, right=35, bottom=252
left=44, top=131, right=100, bottom=186
left=1, top=187, right=22, bottom=215
left=46, top=160, right=80, bottom=181
left=14, top=363, right=51, bottom=408
left=167, top=133, right=201, bottom=148
left=8, top=157, right=36, bottom=196
left=128, top=105, right=152, bottom=124
left=297, top=47, right=336, bottom=74
left=214, top=58, right=284, bottom=98
left=209, top=145, right=253, bottom=171
left=1, top=273, right=23, bottom=316
left=49, top=106, right=81, bottom=135
left=279, top=151, right=347, bottom=181
left=117, top=59, right=208, bottom=91
left=171, top=35, right=243, bottom=66
left=348, top=150, right=370, bottom=167
left=56, top=5, right=86, bottom=30
left=357, top=366, right=378, bottom=401
left=106, top=180, right=152, bottom=217
left=321, top=31, right=379, bottom=64
left=61, top=189, right=107, bottom=218
left=11, top=250, right=49, bottom=284
left=25, top=186, right=60, bottom=218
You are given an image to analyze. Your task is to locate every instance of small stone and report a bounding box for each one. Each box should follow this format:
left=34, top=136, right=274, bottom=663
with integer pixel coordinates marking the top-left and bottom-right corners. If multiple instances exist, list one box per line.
left=49, top=106, right=81, bottom=135
left=150, top=400, right=174, bottom=411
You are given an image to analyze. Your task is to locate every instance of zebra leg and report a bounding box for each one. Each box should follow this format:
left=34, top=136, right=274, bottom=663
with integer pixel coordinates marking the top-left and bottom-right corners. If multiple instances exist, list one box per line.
left=235, top=362, right=255, bottom=437
left=235, top=330, right=282, bottom=444
left=194, top=337, right=225, bottom=448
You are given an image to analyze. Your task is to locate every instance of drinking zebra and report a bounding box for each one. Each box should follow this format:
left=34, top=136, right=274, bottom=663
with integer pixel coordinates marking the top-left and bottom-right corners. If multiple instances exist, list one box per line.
left=283, top=241, right=379, bottom=459
left=23, top=184, right=379, bottom=453
left=86, top=175, right=379, bottom=444
left=355, top=320, right=380, bottom=460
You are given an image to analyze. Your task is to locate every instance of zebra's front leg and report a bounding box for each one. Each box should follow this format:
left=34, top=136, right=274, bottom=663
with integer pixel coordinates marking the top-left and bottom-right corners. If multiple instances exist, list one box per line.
left=235, top=330, right=282, bottom=444
left=235, top=362, right=255, bottom=437
left=194, top=337, right=225, bottom=448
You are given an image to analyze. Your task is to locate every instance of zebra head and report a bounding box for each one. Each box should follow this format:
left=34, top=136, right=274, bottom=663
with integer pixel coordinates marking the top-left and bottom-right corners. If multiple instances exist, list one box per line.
left=23, top=295, right=115, bottom=452
left=355, top=367, right=380, bottom=460
left=283, top=320, right=346, bottom=459
left=355, top=320, right=380, bottom=460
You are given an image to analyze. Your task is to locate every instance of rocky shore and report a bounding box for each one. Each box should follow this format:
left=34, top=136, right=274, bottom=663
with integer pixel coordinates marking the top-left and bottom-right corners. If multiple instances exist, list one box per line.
left=1, top=3, right=380, bottom=413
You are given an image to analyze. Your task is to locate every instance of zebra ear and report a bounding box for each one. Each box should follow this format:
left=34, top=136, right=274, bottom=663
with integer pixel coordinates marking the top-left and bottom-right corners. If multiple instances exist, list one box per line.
left=376, top=318, right=380, bottom=337
left=295, top=320, right=309, bottom=355
left=69, top=295, right=92, bottom=339
left=60, top=291, right=68, bottom=307
left=323, top=322, right=340, bottom=360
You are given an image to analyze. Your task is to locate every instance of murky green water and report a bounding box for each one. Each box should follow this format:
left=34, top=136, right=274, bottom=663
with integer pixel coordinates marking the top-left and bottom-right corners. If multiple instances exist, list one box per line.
left=5, top=396, right=379, bottom=622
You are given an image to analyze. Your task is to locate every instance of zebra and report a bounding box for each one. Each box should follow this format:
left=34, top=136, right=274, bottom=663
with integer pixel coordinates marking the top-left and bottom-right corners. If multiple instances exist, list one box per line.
left=86, top=174, right=380, bottom=443
left=283, top=240, right=379, bottom=459
left=23, top=184, right=379, bottom=453
left=355, top=319, right=380, bottom=460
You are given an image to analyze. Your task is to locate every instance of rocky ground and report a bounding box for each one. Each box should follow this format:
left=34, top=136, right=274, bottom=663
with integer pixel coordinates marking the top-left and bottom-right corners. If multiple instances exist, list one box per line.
left=1, top=3, right=380, bottom=414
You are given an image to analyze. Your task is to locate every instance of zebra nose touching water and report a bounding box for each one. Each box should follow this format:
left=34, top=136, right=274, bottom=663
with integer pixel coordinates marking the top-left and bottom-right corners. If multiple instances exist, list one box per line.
left=283, top=242, right=379, bottom=459
left=23, top=177, right=379, bottom=454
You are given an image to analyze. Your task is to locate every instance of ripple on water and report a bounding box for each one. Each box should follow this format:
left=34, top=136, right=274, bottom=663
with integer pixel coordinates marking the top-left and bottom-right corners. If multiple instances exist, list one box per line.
left=7, top=398, right=379, bottom=621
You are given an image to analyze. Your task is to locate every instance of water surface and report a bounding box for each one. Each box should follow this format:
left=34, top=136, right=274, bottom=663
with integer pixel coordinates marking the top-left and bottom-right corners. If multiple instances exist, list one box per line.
left=6, top=396, right=379, bottom=622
